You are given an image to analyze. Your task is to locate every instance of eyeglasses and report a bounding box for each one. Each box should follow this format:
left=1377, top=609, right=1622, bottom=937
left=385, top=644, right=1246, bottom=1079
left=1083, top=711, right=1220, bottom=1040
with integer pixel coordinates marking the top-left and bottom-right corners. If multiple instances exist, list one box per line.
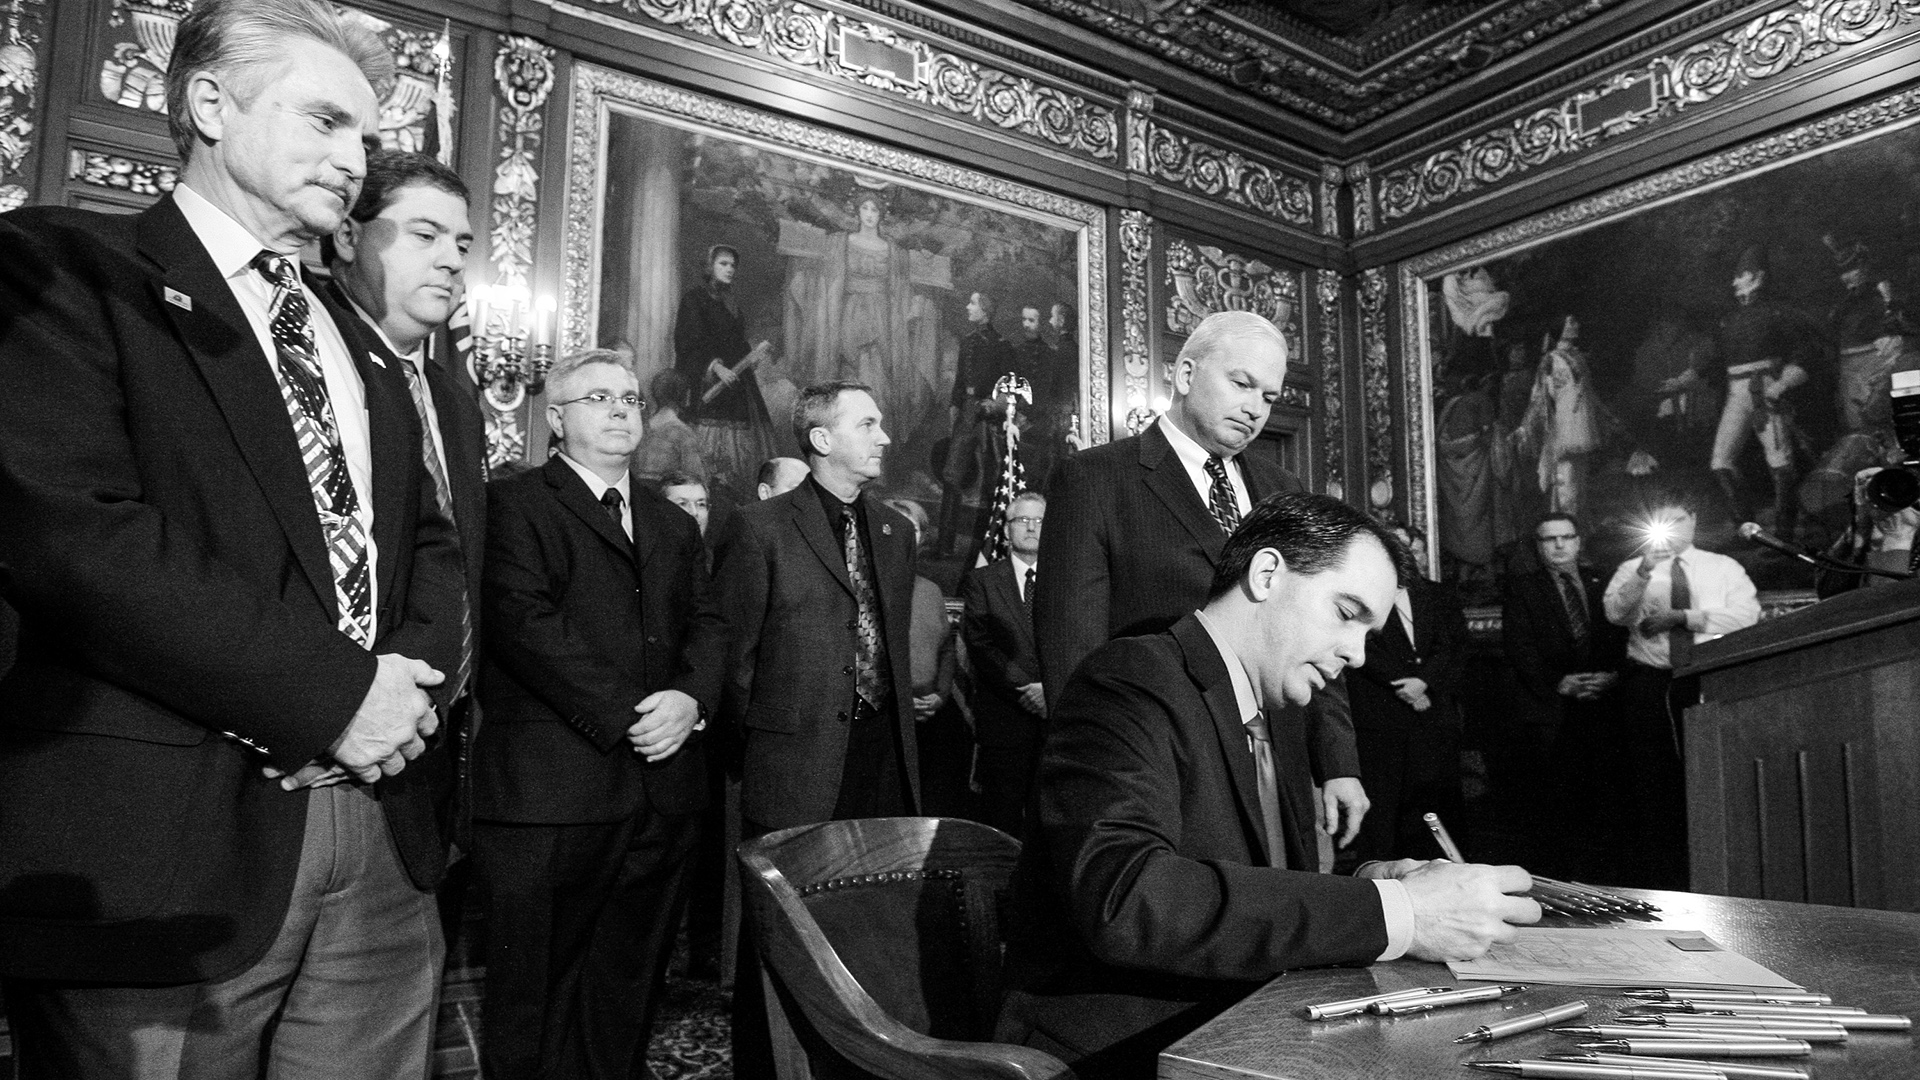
left=1007, top=516, right=1044, bottom=527
left=554, top=391, right=644, bottom=410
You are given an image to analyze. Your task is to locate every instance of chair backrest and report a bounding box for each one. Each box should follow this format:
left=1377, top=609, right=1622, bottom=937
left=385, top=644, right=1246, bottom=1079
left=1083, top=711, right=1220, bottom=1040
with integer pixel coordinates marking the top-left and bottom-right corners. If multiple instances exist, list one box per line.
left=738, top=816, right=1073, bottom=1080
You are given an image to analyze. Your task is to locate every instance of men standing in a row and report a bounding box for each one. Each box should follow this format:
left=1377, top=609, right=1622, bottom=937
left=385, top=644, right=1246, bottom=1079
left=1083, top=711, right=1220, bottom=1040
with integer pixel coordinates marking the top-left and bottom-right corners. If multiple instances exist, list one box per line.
left=1036, top=310, right=1369, bottom=849
left=962, top=490, right=1049, bottom=837
left=1501, top=513, right=1627, bottom=877
left=726, top=381, right=920, bottom=1072
left=473, top=350, right=725, bottom=1080
left=0, top=2, right=465, bottom=1074
left=1603, top=497, right=1758, bottom=890
left=1344, top=524, right=1468, bottom=866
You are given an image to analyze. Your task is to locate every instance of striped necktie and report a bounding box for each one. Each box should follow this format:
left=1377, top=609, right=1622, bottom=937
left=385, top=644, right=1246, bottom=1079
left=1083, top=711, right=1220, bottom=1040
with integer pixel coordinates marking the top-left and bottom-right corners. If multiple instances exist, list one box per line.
left=1203, top=454, right=1241, bottom=536
left=254, top=253, right=372, bottom=648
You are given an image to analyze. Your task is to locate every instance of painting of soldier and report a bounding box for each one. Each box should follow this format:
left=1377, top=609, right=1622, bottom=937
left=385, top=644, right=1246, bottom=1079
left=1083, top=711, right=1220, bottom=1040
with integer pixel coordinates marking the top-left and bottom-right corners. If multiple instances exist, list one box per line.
left=1421, top=119, right=1920, bottom=600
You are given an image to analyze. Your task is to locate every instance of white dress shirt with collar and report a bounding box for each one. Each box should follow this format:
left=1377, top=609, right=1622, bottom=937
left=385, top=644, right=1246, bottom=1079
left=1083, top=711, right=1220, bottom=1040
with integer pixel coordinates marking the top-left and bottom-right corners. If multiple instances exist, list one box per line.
left=1158, top=415, right=1252, bottom=519
left=1602, top=546, right=1760, bottom=669
left=341, top=292, right=450, bottom=477
left=1191, top=608, right=1415, bottom=961
left=557, top=452, right=633, bottom=541
left=173, top=182, right=379, bottom=622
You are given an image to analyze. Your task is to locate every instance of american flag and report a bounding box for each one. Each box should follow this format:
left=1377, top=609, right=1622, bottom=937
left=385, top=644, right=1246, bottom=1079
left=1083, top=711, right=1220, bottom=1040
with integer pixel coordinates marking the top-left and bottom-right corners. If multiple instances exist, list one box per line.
left=977, top=374, right=1032, bottom=565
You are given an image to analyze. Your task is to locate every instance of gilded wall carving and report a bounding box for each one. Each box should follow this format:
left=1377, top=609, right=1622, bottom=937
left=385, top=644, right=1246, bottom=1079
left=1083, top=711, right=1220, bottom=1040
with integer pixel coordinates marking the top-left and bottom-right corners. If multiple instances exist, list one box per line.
left=577, top=0, right=1118, bottom=161
left=1318, top=163, right=1342, bottom=238
left=1396, top=264, right=1430, bottom=548
left=481, top=34, right=557, bottom=470
left=0, top=0, right=46, bottom=211
left=1119, top=208, right=1152, bottom=435
left=1141, top=119, right=1314, bottom=227
left=1375, top=0, right=1920, bottom=222
left=1163, top=239, right=1297, bottom=335
left=67, top=149, right=176, bottom=195
left=1316, top=269, right=1344, bottom=501
left=1358, top=266, right=1392, bottom=509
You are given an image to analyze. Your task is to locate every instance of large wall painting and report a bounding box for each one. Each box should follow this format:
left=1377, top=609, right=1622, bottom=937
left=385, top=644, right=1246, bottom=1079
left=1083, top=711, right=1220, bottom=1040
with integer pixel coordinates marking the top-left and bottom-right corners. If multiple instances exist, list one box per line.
left=564, top=63, right=1105, bottom=571
left=1404, top=94, right=1920, bottom=602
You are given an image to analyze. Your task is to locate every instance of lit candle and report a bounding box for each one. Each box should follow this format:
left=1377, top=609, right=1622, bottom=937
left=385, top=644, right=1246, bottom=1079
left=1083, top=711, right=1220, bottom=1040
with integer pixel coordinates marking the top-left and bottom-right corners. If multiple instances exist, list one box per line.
left=469, top=283, right=492, bottom=338
left=533, top=295, right=556, bottom=348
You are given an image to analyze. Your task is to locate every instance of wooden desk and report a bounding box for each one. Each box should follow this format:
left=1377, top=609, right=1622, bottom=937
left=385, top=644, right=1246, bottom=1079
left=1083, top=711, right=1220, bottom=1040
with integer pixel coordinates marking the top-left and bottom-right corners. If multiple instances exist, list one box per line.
left=1160, top=890, right=1920, bottom=1080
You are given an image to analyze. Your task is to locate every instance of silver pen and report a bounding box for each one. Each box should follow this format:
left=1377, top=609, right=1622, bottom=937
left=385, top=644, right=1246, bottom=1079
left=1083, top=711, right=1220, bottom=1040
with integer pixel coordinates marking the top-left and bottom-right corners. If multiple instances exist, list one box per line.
left=1621, top=989, right=1830, bottom=1005
left=1301, top=985, right=1453, bottom=1020
left=1465, top=1062, right=1728, bottom=1079
left=1424, top=811, right=1467, bottom=861
left=1456, top=1001, right=1592, bottom=1043
left=1610, top=1017, right=1846, bottom=1042
left=1552, top=1026, right=1769, bottom=1040
left=1370, top=983, right=1526, bottom=1014
left=1630, top=1002, right=1905, bottom=1029
left=1576, top=1039, right=1813, bottom=1058
left=1547, top=1053, right=1810, bottom=1080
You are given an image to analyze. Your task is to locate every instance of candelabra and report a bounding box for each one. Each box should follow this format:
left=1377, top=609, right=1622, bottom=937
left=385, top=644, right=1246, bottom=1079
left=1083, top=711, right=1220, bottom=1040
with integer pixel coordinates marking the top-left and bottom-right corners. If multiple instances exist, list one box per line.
left=466, top=283, right=556, bottom=412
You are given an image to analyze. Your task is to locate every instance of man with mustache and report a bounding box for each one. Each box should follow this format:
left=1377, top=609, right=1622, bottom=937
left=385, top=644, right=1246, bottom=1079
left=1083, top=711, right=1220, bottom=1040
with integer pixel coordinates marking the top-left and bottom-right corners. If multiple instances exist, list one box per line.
left=0, top=1, right=464, bottom=1074
left=1000, top=494, right=1540, bottom=1080
left=1035, top=310, right=1370, bottom=851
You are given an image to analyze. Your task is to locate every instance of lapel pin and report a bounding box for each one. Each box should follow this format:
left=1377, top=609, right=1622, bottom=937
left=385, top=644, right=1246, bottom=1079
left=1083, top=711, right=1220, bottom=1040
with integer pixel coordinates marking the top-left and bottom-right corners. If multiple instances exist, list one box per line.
left=881, top=523, right=892, bottom=535
left=164, top=287, right=193, bottom=311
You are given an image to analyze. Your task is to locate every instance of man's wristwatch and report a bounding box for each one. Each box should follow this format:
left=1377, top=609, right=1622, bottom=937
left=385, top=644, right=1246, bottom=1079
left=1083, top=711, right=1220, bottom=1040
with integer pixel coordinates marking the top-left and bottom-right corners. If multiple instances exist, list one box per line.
left=692, top=700, right=709, bottom=732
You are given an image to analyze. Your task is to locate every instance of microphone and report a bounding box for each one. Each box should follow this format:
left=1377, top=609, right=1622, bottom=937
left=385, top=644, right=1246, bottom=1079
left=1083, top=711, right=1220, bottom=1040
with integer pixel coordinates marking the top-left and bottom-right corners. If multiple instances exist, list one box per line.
left=1738, top=522, right=1818, bottom=566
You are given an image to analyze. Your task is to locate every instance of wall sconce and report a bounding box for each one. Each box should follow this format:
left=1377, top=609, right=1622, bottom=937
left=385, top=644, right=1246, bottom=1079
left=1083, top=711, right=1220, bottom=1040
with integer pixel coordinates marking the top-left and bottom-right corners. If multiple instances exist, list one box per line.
left=466, top=284, right=556, bottom=412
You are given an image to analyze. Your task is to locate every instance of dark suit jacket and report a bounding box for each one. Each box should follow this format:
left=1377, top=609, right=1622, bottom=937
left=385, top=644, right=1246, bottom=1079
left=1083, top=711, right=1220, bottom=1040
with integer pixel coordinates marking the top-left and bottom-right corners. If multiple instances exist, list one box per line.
left=1349, top=579, right=1468, bottom=732
left=473, top=458, right=726, bottom=824
left=960, top=557, right=1041, bottom=746
left=724, top=483, right=919, bottom=829
left=999, top=615, right=1389, bottom=1074
left=1501, top=565, right=1628, bottom=728
left=0, top=197, right=464, bottom=983
left=1035, top=421, right=1359, bottom=783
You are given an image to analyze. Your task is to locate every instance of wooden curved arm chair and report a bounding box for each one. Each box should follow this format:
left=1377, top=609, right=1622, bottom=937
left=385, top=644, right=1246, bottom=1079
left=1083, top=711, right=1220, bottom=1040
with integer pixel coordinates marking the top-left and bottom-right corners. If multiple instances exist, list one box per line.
left=737, top=816, right=1074, bottom=1080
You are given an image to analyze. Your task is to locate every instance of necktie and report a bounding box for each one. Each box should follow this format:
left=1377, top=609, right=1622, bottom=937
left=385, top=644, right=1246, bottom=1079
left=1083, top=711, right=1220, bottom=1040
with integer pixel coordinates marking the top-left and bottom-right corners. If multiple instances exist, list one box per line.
left=1023, top=565, right=1037, bottom=628
left=843, top=505, right=886, bottom=708
left=600, top=487, right=625, bottom=535
left=1202, top=454, right=1241, bottom=536
left=254, top=253, right=372, bottom=649
left=1554, top=570, right=1590, bottom=645
left=1666, top=556, right=1692, bottom=670
left=399, top=358, right=473, bottom=701
left=1243, top=712, right=1288, bottom=869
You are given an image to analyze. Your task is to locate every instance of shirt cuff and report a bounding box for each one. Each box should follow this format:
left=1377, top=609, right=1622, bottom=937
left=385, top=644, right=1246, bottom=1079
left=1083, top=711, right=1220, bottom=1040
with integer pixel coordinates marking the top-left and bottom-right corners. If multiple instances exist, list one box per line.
left=1373, top=879, right=1415, bottom=961
left=1684, top=609, right=1706, bottom=633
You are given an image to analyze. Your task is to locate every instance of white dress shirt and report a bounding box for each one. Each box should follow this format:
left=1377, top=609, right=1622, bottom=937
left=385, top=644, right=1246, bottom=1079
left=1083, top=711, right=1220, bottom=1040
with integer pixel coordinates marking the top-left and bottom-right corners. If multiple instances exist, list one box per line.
left=1602, top=546, right=1760, bottom=669
left=1159, top=415, right=1252, bottom=519
left=557, top=452, right=633, bottom=541
left=174, top=182, right=379, bottom=624
left=342, top=292, right=450, bottom=478
left=1192, top=609, right=1415, bottom=962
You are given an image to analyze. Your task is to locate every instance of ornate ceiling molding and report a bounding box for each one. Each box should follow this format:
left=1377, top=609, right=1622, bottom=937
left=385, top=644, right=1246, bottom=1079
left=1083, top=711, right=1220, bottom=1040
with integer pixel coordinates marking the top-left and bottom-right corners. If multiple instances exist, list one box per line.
left=1139, top=117, right=1315, bottom=226
left=1019, top=0, right=1621, bottom=130
left=569, top=0, right=1119, bottom=161
left=1373, top=0, right=1920, bottom=224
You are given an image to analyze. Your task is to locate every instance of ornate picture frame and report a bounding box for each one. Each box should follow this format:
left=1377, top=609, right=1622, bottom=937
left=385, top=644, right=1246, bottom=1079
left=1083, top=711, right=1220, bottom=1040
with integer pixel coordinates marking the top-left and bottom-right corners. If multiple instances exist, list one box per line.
left=1399, top=87, right=1920, bottom=603
left=561, top=62, right=1107, bottom=526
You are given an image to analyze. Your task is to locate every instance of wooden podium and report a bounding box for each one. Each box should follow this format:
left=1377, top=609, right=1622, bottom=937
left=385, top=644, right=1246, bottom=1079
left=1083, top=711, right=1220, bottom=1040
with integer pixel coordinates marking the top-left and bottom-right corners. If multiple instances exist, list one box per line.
left=1681, top=577, right=1920, bottom=912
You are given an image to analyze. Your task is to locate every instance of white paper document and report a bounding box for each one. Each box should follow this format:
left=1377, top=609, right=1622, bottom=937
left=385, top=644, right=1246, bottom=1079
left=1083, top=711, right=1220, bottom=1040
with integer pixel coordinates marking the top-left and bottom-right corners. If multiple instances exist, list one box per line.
left=1448, top=927, right=1801, bottom=989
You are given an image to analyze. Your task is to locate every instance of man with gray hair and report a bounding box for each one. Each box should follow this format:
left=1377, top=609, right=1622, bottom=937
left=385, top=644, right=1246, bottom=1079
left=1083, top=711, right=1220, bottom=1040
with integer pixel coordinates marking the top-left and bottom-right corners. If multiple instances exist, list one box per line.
left=0, top=1, right=466, bottom=1075
left=1035, top=310, right=1371, bottom=851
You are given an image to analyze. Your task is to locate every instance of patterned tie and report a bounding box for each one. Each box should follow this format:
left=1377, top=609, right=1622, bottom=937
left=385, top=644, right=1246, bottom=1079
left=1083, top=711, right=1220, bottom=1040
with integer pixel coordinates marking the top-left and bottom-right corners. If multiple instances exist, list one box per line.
left=601, top=487, right=625, bottom=534
left=1243, top=712, right=1288, bottom=869
left=1023, top=565, right=1037, bottom=628
left=254, top=253, right=372, bottom=648
left=1666, top=556, right=1693, bottom=670
left=1554, top=569, right=1590, bottom=645
left=399, top=358, right=473, bottom=702
left=843, top=504, right=886, bottom=709
left=1203, top=454, right=1241, bottom=536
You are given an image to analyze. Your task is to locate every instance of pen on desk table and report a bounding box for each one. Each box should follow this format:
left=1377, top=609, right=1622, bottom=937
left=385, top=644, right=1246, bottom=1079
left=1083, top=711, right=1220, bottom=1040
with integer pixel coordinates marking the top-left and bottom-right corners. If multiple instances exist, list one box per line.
left=1455, top=1001, right=1591, bottom=1043
left=1571, top=882, right=1660, bottom=912
left=1629, top=1003, right=1903, bottom=1028
left=1302, top=986, right=1455, bottom=1020
left=1464, top=1061, right=1729, bottom=1080
left=1609, top=1018, right=1846, bottom=1042
left=1621, top=990, right=1829, bottom=1005
left=1424, top=811, right=1467, bottom=862
left=1575, top=1039, right=1813, bottom=1058
left=1372, top=983, right=1527, bottom=1014
left=1551, top=1027, right=1782, bottom=1041
left=1546, top=1053, right=1811, bottom=1080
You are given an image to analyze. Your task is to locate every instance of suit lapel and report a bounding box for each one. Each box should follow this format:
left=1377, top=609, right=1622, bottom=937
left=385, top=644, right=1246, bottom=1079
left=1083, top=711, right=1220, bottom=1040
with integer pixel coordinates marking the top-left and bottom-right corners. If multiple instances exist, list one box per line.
left=1172, top=616, right=1274, bottom=866
left=1138, top=424, right=1228, bottom=564
left=866, top=495, right=907, bottom=621
left=137, top=198, right=337, bottom=620
left=626, top=473, right=659, bottom=569
left=792, top=486, right=855, bottom=599
left=543, top=456, right=633, bottom=557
